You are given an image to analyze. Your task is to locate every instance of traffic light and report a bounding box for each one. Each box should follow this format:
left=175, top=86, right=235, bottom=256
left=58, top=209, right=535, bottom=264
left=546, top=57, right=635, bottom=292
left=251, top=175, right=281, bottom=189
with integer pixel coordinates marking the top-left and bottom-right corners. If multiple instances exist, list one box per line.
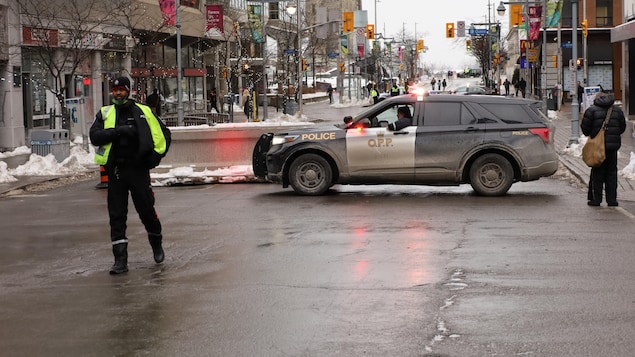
left=365, top=24, right=375, bottom=40
left=582, top=19, right=588, bottom=37
left=493, top=53, right=501, bottom=65
left=343, top=12, right=354, bottom=33
left=339, top=61, right=345, bottom=72
left=302, top=58, right=308, bottom=71
left=465, top=39, right=471, bottom=51
left=576, top=58, right=584, bottom=69
left=417, top=39, right=424, bottom=53
left=446, top=23, right=455, bottom=38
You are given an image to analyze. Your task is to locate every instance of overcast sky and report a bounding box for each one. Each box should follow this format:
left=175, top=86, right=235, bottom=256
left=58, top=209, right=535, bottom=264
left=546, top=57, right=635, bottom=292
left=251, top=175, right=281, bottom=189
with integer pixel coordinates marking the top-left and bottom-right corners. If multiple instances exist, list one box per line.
left=360, top=0, right=510, bottom=71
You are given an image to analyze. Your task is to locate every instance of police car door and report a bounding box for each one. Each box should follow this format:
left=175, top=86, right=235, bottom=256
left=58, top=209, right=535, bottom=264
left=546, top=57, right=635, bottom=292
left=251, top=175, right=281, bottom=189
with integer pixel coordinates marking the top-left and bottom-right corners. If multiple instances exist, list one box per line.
left=345, top=103, right=416, bottom=180
left=414, top=101, right=485, bottom=181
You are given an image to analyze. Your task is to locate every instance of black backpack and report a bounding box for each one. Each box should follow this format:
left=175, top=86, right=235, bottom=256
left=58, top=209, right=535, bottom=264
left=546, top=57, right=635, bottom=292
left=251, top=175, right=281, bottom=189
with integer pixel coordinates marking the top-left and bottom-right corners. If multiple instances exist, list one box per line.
left=147, top=115, right=171, bottom=168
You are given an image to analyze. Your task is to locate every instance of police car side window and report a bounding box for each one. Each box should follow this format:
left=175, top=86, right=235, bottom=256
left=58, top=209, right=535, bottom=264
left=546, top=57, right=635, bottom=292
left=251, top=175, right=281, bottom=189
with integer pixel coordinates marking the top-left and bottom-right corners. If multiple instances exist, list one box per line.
left=423, top=102, right=461, bottom=126
left=374, top=104, right=415, bottom=127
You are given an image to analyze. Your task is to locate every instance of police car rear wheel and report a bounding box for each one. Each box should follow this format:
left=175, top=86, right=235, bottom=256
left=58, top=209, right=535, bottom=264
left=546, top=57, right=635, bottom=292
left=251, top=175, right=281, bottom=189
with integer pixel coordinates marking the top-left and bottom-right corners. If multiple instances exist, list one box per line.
left=469, top=153, right=514, bottom=196
left=289, top=154, right=332, bottom=196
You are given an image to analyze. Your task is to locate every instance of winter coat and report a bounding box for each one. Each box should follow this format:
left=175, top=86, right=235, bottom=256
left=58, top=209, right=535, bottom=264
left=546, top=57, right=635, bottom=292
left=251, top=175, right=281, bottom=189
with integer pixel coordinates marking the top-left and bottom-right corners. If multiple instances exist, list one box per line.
left=90, top=100, right=166, bottom=169
left=580, top=94, right=626, bottom=151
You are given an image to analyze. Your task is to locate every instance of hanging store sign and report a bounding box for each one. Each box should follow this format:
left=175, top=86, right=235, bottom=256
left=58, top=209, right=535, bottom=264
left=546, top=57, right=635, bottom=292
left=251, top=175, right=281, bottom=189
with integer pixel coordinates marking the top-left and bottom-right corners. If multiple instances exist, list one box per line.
left=22, top=27, right=58, bottom=47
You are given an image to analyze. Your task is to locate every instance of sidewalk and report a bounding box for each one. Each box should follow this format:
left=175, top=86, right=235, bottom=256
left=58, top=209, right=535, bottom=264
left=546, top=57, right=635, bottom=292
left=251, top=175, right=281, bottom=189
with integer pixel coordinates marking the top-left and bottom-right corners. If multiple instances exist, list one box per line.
left=553, top=100, right=635, bottom=203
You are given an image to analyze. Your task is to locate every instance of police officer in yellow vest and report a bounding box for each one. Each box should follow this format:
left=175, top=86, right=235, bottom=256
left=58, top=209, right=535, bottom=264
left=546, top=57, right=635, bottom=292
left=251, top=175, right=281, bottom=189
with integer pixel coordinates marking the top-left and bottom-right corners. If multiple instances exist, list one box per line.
left=89, top=76, right=168, bottom=274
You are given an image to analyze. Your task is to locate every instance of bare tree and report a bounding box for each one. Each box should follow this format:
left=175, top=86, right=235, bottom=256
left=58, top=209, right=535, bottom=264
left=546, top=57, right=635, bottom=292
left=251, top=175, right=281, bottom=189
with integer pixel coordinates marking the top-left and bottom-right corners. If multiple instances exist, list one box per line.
left=15, top=0, right=115, bottom=128
left=468, top=34, right=507, bottom=88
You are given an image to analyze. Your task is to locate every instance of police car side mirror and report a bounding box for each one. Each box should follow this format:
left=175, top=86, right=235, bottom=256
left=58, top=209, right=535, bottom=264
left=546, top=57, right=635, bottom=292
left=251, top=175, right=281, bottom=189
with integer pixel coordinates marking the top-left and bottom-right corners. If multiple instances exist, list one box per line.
left=343, top=116, right=353, bottom=125
left=358, top=118, right=371, bottom=128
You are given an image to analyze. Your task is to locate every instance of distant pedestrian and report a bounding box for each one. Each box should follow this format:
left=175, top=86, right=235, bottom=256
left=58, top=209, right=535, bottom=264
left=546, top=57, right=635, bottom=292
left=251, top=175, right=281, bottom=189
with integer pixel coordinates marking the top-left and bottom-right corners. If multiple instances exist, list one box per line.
left=390, top=83, right=400, bottom=96
left=503, top=79, right=510, bottom=96
left=327, top=84, right=333, bottom=104
left=442, top=78, right=447, bottom=91
left=518, top=78, right=527, bottom=98
left=145, top=89, right=161, bottom=116
left=208, top=88, right=218, bottom=113
left=371, top=86, right=379, bottom=104
left=431, top=77, right=436, bottom=89
left=581, top=93, right=626, bottom=206
left=577, top=81, right=584, bottom=110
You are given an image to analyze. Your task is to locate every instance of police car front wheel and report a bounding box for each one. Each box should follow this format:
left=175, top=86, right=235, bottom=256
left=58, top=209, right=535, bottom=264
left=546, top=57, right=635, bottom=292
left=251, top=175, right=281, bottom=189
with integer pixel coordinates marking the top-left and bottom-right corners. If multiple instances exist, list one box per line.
left=288, top=154, right=333, bottom=196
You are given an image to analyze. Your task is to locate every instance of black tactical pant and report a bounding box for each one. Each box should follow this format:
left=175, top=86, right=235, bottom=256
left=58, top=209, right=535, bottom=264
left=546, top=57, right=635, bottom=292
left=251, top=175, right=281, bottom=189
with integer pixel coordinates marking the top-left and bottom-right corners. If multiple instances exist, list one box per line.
left=107, top=165, right=162, bottom=243
left=588, top=149, right=619, bottom=205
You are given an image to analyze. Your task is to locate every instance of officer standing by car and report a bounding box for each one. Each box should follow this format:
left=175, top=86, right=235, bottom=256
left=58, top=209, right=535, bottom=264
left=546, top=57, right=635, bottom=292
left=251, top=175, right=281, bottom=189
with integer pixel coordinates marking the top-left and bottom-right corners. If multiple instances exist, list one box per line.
left=390, top=83, right=400, bottom=97
left=90, top=76, right=168, bottom=274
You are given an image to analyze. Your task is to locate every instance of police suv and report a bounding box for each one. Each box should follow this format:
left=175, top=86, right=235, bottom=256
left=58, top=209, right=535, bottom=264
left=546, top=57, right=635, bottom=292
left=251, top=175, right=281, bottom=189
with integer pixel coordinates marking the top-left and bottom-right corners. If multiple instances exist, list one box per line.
left=252, top=92, right=558, bottom=196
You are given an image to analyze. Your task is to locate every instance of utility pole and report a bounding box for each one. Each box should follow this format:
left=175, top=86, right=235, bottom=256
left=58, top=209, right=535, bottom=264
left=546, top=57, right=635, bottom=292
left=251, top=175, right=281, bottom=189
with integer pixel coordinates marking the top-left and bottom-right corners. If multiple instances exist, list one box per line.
left=583, top=0, right=588, bottom=85
left=570, top=0, right=580, bottom=144
left=176, top=2, right=183, bottom=126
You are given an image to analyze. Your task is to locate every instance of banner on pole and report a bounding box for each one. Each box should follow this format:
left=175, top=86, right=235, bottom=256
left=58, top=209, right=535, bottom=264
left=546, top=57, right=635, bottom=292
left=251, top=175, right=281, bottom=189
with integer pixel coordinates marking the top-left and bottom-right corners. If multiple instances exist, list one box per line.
left=247, top=5, right=263, bottom=43
left=547, top=0, right=564, bottom=27
left=158, top=0, right=176, bottom=26
left=529, top=5, right=542, bottom=41
left=206, top=5, right=224, bottom=38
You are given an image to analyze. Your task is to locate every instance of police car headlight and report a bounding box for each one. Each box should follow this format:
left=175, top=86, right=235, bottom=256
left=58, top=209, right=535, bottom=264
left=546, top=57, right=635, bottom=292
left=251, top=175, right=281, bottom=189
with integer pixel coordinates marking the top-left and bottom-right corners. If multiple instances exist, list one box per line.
left=272, top=135, right=299, bottom=145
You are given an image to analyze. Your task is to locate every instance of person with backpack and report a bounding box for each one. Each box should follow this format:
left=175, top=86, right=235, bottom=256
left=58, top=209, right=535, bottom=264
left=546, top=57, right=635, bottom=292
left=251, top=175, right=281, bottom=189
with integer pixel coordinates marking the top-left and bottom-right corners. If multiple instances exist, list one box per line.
left=89, top=76, right=171, bottom=274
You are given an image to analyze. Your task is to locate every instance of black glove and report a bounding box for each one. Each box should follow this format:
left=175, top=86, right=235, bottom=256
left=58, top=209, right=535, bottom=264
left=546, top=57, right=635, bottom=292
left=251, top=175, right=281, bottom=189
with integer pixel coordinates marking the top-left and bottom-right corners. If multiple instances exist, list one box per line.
left=116, top=124, right=137, bottom=137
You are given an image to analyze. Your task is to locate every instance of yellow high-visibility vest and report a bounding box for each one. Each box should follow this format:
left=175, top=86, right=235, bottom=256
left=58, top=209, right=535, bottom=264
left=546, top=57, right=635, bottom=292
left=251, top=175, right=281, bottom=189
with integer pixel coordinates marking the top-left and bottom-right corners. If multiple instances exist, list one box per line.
left=94, top=103, right=167, bottom=165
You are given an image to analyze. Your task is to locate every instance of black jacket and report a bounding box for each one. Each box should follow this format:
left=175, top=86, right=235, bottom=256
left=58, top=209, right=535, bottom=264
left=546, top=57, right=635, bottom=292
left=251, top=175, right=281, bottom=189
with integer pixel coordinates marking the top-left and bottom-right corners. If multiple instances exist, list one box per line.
left=580, top=94, right=626, bottom=151
left=388, top=117, right=412, bottom=131
left=90, top=100, right=157, bottom=169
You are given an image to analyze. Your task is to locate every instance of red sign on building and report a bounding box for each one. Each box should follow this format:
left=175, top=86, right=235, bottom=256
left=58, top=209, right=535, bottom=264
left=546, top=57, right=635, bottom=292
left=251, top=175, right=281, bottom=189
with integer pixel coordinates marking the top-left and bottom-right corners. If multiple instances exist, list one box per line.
left=23, top=27, right=58, bottom=46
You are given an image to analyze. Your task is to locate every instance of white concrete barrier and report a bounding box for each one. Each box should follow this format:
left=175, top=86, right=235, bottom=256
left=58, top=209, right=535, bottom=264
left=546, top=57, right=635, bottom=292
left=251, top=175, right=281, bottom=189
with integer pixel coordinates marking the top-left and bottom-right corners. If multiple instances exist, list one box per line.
left=159, top=123, right=315, bottom=170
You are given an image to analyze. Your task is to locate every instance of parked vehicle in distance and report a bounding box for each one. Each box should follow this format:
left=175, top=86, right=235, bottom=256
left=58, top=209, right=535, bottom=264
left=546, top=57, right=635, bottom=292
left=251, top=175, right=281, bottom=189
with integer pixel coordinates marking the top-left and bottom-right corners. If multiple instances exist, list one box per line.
left=252, top=93, right=558, bottom=196
left=451, top=85, right=493, bottom=95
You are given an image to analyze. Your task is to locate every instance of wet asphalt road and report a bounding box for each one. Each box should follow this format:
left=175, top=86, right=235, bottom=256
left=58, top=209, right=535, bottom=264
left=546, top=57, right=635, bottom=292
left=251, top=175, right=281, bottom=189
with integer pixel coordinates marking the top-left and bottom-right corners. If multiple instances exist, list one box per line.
left=3, top=174, right=635, bottom=356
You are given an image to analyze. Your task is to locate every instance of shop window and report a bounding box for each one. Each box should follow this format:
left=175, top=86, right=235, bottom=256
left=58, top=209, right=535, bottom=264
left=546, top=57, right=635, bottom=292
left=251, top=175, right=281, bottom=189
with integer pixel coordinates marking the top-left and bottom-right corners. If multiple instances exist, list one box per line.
left=269, top=3, right=279, bottom=20
left=29, top=73, right=48, bottom=116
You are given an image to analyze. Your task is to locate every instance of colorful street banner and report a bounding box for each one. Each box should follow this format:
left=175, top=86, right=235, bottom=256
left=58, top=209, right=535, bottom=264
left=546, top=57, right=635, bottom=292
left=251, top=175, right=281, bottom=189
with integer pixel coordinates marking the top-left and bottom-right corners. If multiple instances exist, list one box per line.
left=546, top=0, right=564, bottom=27
left=158, top=0, right=176, bottom=26
left=340, top=34, right=349, bottom=56
left=206, top=5, right=224, bottom=38
left=247, top=5, right=263, bottom=43
left=529, top=5, right=542, bottom=41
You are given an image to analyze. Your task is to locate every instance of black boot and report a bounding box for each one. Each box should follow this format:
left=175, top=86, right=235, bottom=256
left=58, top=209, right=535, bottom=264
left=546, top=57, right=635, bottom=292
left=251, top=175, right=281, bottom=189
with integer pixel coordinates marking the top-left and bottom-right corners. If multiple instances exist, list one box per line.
left=110, top=242, right=128, bottom=274
left=148, top=233, right=164, bottom=264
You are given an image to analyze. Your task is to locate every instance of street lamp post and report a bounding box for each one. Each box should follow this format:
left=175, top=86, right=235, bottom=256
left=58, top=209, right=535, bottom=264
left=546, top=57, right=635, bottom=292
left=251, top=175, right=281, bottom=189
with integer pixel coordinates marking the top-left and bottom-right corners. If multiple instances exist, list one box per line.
left=176, top=3, right=184, bottom=126
left=286, top=2, right=302, bottom=116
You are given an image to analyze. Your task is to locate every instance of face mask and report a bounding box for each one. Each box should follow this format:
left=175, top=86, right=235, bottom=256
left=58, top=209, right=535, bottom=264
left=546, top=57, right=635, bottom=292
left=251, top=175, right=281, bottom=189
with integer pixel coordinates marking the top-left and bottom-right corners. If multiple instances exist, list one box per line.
left=112, top=98, right=128, bottom=106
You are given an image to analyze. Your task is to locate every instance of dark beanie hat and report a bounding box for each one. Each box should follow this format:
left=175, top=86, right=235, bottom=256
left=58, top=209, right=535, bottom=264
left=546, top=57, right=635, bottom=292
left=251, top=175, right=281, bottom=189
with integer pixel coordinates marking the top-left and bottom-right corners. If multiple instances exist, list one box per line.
left=112, top=76, right=131, bottom=91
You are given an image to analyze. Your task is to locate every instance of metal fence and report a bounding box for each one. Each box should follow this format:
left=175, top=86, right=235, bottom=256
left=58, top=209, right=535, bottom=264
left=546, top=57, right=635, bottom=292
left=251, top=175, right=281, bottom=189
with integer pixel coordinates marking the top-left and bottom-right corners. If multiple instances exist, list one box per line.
left=163, top=113, right=232, bottom=127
